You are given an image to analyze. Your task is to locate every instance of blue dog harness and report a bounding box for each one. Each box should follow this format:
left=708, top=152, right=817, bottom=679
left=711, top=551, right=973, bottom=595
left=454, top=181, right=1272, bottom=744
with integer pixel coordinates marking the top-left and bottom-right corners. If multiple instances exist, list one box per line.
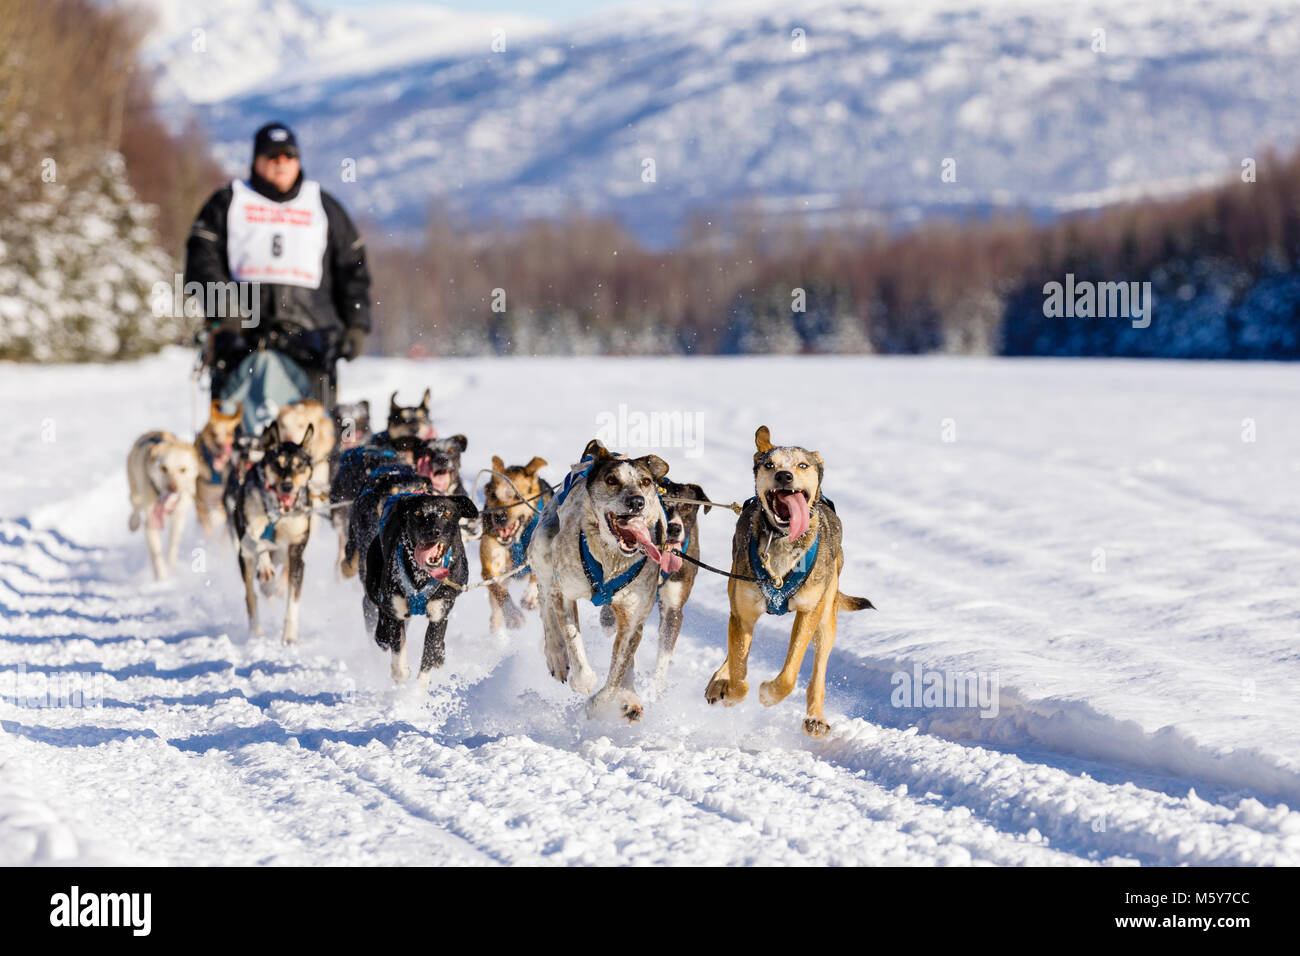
left=748, top=530, right=820, bottom=616
left=556, top=455, right=674, bottom=606
left=199, top=441, right=224, bottom=486
left=395, top=542, right=451, bottom=616
left=509, top=483, right=554, bottom=572
left=580, top=531, right=647, bottom=606
left=379, top=493, right=453, bottom=616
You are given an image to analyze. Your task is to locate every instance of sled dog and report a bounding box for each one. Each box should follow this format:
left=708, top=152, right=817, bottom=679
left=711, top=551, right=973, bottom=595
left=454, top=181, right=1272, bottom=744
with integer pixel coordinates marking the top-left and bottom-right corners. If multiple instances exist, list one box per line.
left=479, top=455, right=551, bottom=633
left=231, top=421, right=315, bottom=645
left=705, top=426, right=873, bottom=737
left=364, top=492, right=478, bottom=685
left=127, top=431, right=201, bottom=580
left=527, top=439, right=681, bottom=722
left=600, top=478, right=711, bottom=696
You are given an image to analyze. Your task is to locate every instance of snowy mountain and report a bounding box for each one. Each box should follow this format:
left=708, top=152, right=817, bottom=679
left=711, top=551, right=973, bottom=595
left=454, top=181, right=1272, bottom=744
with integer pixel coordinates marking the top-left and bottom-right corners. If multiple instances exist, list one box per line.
left=130, top=0, right=1300, bottom=244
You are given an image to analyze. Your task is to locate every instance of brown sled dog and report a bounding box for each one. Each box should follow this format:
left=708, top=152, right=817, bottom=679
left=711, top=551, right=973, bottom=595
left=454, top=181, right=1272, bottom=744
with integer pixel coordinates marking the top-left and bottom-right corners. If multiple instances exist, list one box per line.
left=479, top=455, right=550, bottom=633
left=194, top=400, right=243, bottom=537
left=705, top=425, right=873, bottom=738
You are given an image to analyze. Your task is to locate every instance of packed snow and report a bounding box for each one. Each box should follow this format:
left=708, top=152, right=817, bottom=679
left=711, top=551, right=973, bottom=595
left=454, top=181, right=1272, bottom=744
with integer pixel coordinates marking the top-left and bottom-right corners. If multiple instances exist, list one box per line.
left=1, top=350, right=1299, bottom=865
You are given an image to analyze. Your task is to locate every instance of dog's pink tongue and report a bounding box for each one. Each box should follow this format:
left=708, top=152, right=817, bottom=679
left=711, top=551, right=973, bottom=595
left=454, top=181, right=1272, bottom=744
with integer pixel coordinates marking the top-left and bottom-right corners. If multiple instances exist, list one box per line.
left=430, top=472, right=451, bottom=493
left=149, top=493, right=179, bottom=529
left=623, top=518, right=680, bottom=573
left=414, top=544, right=450, bottom=579
left=778, top=491, right=811, bottom=541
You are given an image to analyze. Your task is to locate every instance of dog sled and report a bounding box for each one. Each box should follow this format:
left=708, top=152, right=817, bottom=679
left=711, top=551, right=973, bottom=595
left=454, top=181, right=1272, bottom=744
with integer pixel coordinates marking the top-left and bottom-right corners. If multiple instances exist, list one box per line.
left=209, top=345, right=315, bottom=436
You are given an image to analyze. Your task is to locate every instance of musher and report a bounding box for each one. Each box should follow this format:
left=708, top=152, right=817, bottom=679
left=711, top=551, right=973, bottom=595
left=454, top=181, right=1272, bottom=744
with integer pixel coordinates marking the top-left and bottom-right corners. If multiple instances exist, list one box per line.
left=185, top=121, right=371, bottom=413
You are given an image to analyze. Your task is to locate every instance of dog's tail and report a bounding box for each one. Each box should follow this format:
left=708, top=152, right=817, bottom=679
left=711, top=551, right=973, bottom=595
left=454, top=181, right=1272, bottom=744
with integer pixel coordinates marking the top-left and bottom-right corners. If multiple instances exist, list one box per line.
left=836, top=592, right=875, bottom=612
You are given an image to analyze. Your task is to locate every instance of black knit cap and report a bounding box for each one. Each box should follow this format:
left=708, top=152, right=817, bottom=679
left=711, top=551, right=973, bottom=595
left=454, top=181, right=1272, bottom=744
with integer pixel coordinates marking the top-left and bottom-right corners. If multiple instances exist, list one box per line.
left=252, top=122, right=299, bottom=159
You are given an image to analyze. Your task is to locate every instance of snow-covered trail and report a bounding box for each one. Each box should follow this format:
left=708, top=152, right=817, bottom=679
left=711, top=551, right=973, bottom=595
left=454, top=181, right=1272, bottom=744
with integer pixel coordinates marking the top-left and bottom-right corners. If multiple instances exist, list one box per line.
left=2, top=351, right=1298, bottom=865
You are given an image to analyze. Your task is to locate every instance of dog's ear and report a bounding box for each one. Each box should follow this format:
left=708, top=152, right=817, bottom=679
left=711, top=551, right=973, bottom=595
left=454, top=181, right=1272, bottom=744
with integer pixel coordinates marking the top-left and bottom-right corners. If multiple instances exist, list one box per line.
left=636, top=455, right=670, bottom=481
left=300, top=423, right=314, bottom=449
left=389, top=391, right=400, bottom=411
left=811, top=450, right=824, bottom=494
left=261, top=421, right=280, bottom=448
left=447, top=434, right=467, bottom=453
left=420, top=388, right=432, bottom=410
left=449, top=495, right=478, bottom=522
left=755, top=425, right=773, bottom=454
left=688, top=483, right=712, bottom=514
left=491, top=455, right=506, bottom=474
left=231, top=402, right=243, bottom=418
left=583, top=439, right=611, bottom=461
left=524, top=456, right=547, bottom=476
left=359, top=400, right=369, bottom=415
left=209, top=399, right=222, bottom=416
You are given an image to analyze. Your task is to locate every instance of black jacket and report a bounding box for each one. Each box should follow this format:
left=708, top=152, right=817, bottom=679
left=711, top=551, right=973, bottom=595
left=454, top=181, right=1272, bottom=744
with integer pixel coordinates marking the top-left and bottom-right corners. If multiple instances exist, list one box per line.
left=186, top=170, right=371, bottom=372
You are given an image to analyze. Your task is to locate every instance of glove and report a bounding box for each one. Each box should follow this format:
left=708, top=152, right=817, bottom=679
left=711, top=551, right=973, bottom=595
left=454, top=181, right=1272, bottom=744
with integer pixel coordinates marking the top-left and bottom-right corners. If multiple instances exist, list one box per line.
left=340, top=327, right=366, bottom=361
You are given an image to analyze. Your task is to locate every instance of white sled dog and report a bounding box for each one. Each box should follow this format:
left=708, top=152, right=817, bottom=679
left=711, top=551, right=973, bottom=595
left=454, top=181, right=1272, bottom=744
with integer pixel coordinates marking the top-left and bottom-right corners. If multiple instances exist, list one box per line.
left=127, top=430, right=201, bottom=580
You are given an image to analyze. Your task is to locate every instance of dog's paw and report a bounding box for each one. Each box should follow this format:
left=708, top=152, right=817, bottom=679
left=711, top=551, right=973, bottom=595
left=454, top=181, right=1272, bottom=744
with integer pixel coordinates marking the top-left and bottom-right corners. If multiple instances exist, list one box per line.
left=503, top=601, right=526, bottom=630
left=569, top=666, right=598, bottom=696
left=391, top=656, right=410, bottom=685
left=282, top=631, right=299, bottom=647
left=705, top=677, right=747, bottom=706
left=759, top=679, right=794, bottom=707
left=586, top=688, right=643, bottom=723
left=802, top=717, right=831, bottom=739
left=545, top=647, right=569, bottom=684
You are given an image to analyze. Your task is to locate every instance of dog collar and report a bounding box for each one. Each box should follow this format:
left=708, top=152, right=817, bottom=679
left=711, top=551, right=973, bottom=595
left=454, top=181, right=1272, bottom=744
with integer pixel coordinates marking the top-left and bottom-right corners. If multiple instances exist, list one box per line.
left=579, top=530, right=647, bottom=606
left=748, top=532, right=819, bottom=615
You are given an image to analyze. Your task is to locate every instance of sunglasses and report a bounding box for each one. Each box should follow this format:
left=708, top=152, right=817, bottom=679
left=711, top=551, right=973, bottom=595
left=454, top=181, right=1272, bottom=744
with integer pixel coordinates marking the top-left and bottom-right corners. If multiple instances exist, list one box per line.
left=258, top=146, right=299, bottom=160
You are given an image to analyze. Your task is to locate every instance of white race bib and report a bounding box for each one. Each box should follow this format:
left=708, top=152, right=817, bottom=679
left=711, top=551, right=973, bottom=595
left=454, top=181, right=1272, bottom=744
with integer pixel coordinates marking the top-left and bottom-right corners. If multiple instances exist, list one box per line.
left=226, top=179, right=328, bottom=289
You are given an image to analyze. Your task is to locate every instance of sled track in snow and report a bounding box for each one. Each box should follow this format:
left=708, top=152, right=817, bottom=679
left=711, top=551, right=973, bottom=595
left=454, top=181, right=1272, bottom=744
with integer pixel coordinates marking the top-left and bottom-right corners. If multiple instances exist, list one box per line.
left=2, top=517, right=1298, bottom=866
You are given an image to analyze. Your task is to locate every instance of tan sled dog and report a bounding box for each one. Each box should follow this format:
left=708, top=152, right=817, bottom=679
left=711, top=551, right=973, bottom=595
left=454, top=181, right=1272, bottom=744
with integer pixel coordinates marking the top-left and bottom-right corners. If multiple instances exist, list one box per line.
left=194, top=400, right=243, bottom=537
left=275, top=399, right=336, bottom=533
left=705, top=426, right=873, bottom=738
left=127, top=431, right=201, bottom=580
left=479, top=455, right=551, bottom=633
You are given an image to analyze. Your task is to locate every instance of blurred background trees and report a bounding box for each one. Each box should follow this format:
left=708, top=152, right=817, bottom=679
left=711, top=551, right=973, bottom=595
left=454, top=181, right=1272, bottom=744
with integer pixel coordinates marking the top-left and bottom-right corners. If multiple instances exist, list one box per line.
left=0, top=0, right=222, bottom=361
